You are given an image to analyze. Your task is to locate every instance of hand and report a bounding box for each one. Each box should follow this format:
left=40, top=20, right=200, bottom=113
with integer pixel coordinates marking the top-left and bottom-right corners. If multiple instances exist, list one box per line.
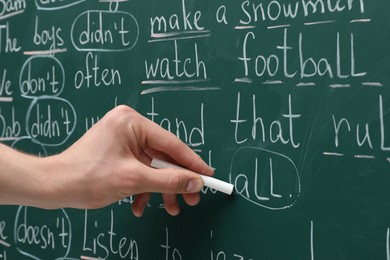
left=44, top=105, right=214, bottom=216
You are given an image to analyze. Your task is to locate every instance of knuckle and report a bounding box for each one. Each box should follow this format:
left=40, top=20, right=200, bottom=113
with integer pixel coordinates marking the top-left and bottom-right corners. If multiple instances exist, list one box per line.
left=104, top=105, right=137, bottom=126
left=166, top=174, right=186, bottom=192
left=112, top=105, right=133, bottom=114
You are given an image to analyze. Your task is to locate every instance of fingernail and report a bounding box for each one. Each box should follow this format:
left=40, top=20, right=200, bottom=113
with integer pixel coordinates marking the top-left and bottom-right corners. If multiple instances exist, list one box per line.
left=202, top=167, right=215, bottom=176
left=186, top=178, right=203, bottom=193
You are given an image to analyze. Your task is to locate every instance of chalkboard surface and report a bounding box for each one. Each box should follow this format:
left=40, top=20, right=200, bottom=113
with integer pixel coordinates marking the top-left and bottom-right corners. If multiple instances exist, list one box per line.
left=0, top=0, right=390, bottom=259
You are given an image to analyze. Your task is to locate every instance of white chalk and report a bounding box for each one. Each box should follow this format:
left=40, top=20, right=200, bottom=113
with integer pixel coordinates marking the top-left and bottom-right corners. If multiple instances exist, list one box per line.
left=151, top=158, right=234, bottom=195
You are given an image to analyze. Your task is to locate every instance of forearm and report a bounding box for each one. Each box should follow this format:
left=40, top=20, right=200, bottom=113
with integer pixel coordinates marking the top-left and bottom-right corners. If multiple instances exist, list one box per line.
left=0, top=142, right=113, bottom=210
left=0, top=144, right=57, bottom=209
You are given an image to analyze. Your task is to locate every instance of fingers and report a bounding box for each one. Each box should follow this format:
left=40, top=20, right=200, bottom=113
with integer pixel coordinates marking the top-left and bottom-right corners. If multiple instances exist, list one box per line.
left=182, top=193, right=201, bottom=206
left=132, top=193, right=150, bottom=217
left=133, top=117, right=214, bottom=177
left=162, top=193, right=200, bottom=216
left=162, top=193, right=180, bottom=216
left=134, top=162, right=204, bottom=194
left=131, top=164, right=203, bottom=217
left=132, top=192, right=201, bottom=217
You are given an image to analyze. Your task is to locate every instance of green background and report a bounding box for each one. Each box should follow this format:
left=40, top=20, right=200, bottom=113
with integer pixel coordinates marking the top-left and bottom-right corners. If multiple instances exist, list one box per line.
left=0, top=0, right=389, bottom=259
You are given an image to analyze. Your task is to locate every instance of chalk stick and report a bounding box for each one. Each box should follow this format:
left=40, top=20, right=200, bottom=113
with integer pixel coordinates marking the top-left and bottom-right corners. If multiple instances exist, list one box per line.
left=151, top=158, right=234, bottom=195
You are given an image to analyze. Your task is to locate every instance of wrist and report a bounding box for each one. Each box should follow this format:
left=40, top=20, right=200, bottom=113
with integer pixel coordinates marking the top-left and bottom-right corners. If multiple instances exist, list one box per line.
left=37, top=154, right=66, bottom=209
left=0, top=145, right=54, bottom=208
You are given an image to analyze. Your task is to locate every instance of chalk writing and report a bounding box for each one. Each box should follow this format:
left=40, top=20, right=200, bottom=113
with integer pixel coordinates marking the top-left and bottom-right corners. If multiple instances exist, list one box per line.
left=310, top=221, right=315, bottom=260
left=331, top=95, right=390, bottom=151
left=0, top=221, right=11, bottom=260
left=35, top=0, right=86, bottom=11
left=237, top=29, right=366, bottom=84
left=0, top=69, right=12, bottom=97
left=26, top=97, right=76, bottom=146
left=238, top=0, right=365, bottom=26
left=0, top=219, right=10, bottom=260
left=14, top=207, right=71, bottom=259
left=147, top=97, right=205, bottom=147
left=0, top=22, right=20, bottom=53
left=0, top=106, right=21, bottom=139
left=0, top=221, right=7, bottom=242
left=74, top=52, right=122, bottom=89
left=145, top=40, right=207, bottom=82
left=229, top=147, right=300, bottom=210
left=231, top=92, right=301, bottom=148
left=33, top=16, right=64, bottom=52
left=0, top=0, right=25, bottom=20
left=210, top=230, right=254, bottom=260
left=82, top=209, right=139, bottom=259
left=150, top=0, right=205, bottom=35
left=19, top=55, right=64, bottom=97
left=161, top=227, right=182, bottom=260
left=71, top=10, right=139, bottom=52
left=387, top=228, right=389, bottom=260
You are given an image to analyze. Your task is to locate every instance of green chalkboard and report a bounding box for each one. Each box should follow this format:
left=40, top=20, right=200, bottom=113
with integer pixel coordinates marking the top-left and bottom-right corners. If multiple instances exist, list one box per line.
left=0, top=0, right=390, bottom=259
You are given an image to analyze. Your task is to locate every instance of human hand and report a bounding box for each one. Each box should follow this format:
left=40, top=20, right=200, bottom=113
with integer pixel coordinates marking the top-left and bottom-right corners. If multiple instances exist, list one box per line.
left=48, top=105, right=214, bottom=216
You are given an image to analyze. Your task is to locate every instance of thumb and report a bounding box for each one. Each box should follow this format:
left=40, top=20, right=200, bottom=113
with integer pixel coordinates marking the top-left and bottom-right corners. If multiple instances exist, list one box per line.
left=142, top=166, right=204, bottom=194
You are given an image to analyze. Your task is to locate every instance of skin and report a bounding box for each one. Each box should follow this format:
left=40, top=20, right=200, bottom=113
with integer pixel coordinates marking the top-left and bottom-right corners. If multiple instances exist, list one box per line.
left=0, top=105, right=214, bottom=217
